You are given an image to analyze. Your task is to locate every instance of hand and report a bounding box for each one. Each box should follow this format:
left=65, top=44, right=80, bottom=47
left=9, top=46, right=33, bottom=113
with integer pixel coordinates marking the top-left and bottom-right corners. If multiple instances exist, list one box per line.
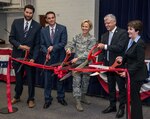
left=29, top=59, right=35, bottom=63
left=48, top=46, right=53, bottom=52
left=97, top=43, right=105, bottom=49
left=19, top=45, right=30, bottom=51
left=66, top=48, right=71, bottom=54
left=118, top=71, right=126, bottom=77
left=71, top=58, right=78, bottom=63
left=116, top=56, right=123, bottom=63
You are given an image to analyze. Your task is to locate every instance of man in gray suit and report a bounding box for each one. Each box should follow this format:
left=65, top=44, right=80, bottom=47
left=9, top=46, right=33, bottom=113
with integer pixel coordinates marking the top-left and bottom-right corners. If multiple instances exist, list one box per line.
left=98, top=14, right=129, bottom=118
left=40, top=11, right=68, bottom=109
left=9, top=4, right=41, bottom=108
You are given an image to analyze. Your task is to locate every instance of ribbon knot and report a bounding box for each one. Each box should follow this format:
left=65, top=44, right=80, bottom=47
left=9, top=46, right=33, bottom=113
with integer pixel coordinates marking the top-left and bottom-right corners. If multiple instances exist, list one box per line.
left=54, top=66, right=67, bottom=78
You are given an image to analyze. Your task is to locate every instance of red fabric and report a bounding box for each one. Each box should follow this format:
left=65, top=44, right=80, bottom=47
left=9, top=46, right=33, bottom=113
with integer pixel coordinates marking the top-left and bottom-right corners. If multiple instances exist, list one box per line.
left=0, top=49, right=12, bottom=55
left=6, top=56, right=13, bottom=112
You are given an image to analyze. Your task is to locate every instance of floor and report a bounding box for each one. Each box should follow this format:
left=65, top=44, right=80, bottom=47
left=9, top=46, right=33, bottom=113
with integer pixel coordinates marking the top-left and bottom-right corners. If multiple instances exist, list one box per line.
left=0, top=82, right=150, bottom=119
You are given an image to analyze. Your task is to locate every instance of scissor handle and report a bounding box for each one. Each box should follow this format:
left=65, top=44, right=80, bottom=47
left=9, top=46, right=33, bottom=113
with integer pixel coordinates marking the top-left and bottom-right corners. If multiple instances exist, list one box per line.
left=87, top=44, right=102, bottom=63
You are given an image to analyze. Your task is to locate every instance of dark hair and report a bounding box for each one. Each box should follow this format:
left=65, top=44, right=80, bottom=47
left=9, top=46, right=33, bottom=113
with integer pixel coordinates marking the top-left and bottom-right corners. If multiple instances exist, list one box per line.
left=45, top=11, right=56, bottom=18
left=128, top=20, right=143, bottom=35
left=24, top=4, right=35, bottom=13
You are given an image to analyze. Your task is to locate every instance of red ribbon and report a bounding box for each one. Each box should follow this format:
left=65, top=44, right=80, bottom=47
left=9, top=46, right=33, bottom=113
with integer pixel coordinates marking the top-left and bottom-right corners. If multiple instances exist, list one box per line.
left=11, top=57, right=54, bottom=70
left=6, top=56, right=13, bottom=112
left=8, top=56, right=131, bottom=118
left=126, top=70, right=131, bottom=119
left=5, top=44, right=131, bottom=119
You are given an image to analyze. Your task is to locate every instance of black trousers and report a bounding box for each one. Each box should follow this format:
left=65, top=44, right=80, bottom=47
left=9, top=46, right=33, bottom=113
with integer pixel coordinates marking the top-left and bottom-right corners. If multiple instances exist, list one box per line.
left=13, top=61, right=35, bottom=101
left=44, top=70, right=65, bottom=102
left=131, top=80, right=143, bottom=119
left=107, top=72, right=126, bottom=109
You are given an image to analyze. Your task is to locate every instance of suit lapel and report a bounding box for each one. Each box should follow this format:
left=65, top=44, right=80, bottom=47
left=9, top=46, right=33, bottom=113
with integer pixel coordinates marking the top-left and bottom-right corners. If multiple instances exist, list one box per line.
left=126, top=41, right=136, bottom=53
left=45, top=26, right=53, bottom=45
left=19, top=19, right=24, bottom=39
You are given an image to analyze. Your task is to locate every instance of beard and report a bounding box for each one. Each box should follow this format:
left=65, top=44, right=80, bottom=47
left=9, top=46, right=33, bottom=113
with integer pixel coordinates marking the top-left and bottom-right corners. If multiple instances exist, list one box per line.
left=24, top=15, right=33, bottom=21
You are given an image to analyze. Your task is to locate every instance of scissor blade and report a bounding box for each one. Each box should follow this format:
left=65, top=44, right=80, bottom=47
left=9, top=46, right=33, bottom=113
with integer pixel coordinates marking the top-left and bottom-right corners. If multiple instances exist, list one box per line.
left=17, top=64, right=23, bottom=73
left=89, top=64, right=109, bottom=69
left=59, top=72, right=72, bottom=81
left=90, top=72, right=100, bottom=76
left=49, top=62, right=61, bottom=67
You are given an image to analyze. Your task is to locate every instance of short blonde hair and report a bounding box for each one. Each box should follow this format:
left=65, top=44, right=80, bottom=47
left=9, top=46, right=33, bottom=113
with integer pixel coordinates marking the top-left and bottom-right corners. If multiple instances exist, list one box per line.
left=81, top=19, right=93, bottom=30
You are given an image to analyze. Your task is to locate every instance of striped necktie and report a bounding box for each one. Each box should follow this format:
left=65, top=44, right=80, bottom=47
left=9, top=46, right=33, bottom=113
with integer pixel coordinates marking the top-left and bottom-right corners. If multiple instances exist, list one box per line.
left=50, top=28, right=54, bottom=43
left=24, top=22, right=29, bottom=38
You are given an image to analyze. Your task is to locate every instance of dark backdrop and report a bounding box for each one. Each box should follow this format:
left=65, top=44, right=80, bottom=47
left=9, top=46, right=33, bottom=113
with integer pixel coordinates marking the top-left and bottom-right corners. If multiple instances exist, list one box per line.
left=98, top=0, right=150, bottom=43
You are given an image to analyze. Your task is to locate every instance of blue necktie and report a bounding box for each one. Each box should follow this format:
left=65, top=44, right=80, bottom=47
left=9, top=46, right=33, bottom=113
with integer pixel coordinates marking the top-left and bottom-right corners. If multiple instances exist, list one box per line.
left=126, top=40, right=133, bottom=51
left=24, top=22, right=28, bottom=38
left=107, top=32, right=113, bottom=61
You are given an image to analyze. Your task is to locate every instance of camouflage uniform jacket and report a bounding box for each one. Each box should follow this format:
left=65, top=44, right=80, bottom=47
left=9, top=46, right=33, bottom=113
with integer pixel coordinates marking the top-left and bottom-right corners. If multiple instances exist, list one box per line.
left=67, top=33, right=97, bottom=64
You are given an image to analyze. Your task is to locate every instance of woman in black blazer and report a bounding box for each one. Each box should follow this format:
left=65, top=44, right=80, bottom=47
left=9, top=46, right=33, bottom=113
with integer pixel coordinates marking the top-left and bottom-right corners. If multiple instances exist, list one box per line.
left=116, top=20, right=148, bottom=119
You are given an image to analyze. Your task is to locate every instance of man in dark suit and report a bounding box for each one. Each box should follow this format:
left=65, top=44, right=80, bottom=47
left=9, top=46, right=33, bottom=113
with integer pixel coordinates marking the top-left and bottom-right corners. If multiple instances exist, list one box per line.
left=40, top=11, right=68, bottom=109
left=98, top=14, right=129, bottom=118
left=9, top=4, right=41, bottom=108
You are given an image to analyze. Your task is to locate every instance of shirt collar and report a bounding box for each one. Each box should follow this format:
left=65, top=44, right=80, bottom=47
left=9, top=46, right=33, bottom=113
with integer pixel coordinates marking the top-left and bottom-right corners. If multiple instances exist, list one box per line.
left=49, top=24, right=56, bottom=30
left=110, top=26, right=117, bottom=34
left=133, top=35, right=141, bottom=43
left=24, top=19, right=32, bottom=25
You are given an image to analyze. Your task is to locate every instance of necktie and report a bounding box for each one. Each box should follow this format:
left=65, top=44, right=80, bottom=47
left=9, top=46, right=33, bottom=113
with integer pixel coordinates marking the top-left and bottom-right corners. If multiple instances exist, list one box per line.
left=50, top=28, right=54, bottom=43
left=107, top=32, right=113, bottom=61
left=126, top=39, right=134, bottom=51
left=24, top=22, right=28, bottom=38
left=108, top=32, right=113, bottom=45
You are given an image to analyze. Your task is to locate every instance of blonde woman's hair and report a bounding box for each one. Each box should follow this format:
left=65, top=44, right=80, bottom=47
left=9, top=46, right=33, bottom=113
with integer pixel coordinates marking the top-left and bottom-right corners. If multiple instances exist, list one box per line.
left=81, top=19, right=93, bottom=30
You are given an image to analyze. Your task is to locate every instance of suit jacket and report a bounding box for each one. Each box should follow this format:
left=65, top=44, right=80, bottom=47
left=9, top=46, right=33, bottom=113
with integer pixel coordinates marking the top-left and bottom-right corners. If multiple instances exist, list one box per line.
left=124, top=38, right=149, bottom=81
left=99, top=27, right=129, bottom=66
left=9, top=18, right=41, bottom=60
left=40, top=23, right=67, bottom=64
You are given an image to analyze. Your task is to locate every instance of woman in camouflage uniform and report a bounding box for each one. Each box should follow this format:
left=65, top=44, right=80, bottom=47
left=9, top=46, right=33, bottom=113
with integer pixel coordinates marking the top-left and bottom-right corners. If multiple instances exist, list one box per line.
left=66, top=20, right=97, bottom=111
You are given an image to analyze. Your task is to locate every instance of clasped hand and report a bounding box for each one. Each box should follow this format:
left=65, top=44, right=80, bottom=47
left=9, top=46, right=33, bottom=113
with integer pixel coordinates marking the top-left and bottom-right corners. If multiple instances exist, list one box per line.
left=66, top=49, right=78, bottom=63
left=97, top=43, right=105, bottom=49
left=19, top=45, right=30, bottom=51
left=116, top=56, right=126, bottom=77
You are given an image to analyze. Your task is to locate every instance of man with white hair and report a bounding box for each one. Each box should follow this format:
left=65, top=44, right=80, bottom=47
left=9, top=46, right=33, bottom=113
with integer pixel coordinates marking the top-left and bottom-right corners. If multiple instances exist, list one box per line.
left=98, top=14, right=129, bottom=118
